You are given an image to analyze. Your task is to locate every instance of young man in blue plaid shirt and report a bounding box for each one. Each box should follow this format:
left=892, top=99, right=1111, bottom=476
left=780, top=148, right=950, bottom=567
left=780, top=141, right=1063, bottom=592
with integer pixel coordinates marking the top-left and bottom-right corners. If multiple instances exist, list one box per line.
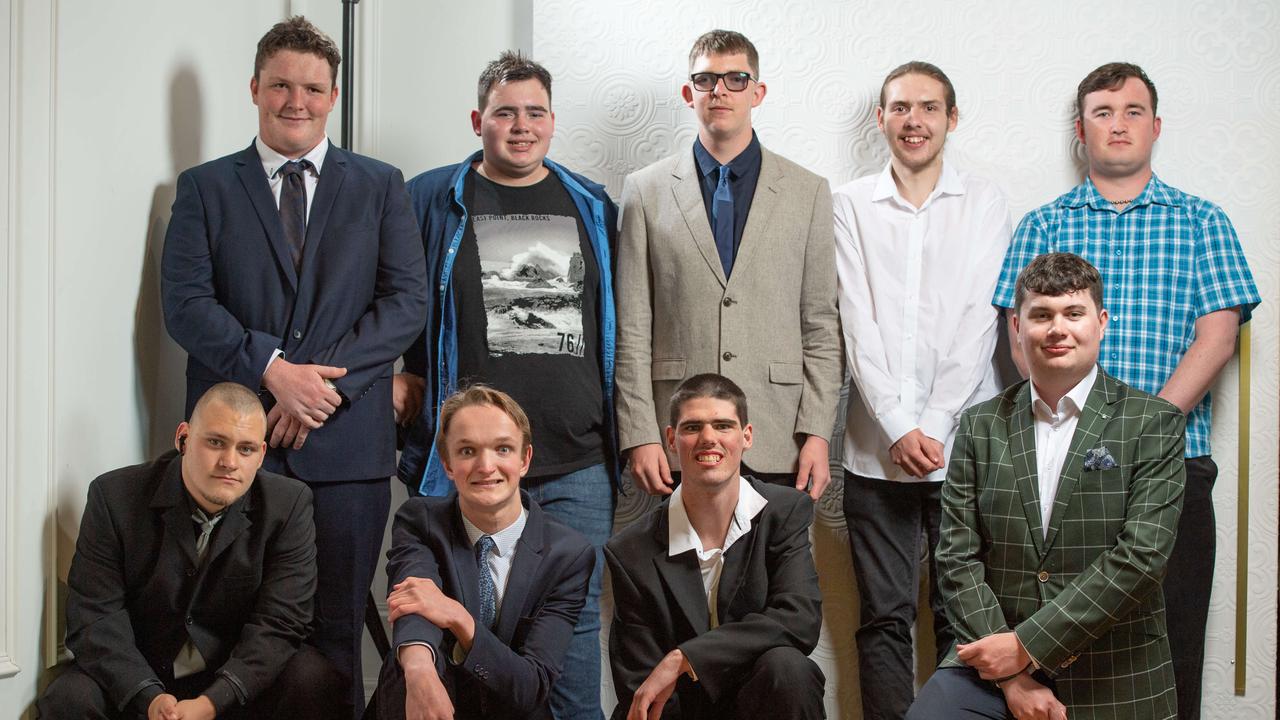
left=991, top=62, right=1260, bottom=720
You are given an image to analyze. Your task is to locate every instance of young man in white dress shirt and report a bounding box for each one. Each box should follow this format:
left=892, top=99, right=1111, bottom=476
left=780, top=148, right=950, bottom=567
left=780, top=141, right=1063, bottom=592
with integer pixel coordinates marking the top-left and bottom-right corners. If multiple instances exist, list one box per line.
left=832, top=61, right=1012, bottom=719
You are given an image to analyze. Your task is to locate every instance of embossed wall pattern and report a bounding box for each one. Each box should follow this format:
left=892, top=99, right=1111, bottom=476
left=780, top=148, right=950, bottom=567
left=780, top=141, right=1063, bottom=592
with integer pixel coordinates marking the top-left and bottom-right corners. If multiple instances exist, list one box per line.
left=534, top=1, right=1280, bottom=717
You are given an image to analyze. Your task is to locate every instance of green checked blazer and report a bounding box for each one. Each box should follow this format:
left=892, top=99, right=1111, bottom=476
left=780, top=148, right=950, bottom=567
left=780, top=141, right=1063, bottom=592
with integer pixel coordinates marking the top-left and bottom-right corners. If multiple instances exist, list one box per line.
left=937, top=369, right=1185, bottom=719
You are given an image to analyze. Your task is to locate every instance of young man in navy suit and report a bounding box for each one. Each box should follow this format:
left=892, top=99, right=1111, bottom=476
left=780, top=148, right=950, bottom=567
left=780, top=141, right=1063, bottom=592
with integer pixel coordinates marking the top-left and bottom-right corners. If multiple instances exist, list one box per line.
left=160, top=16, right=427, bottom=717
left=371, top=385, right=594, bottom=720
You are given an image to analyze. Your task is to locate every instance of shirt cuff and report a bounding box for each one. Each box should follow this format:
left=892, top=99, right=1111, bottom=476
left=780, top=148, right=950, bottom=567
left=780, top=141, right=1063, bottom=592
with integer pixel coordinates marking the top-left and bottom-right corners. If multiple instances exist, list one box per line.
left=397, top=641, right=439, bottom=669
left=876, top=407, right=919, bottom=447
left=917, top=408, right=956, bottom=446
left=262, top=348, right=285, bottom=379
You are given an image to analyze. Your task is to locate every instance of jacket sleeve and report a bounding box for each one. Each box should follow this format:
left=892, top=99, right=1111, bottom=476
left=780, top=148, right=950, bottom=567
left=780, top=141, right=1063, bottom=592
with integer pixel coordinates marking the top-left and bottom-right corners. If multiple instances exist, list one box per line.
left=613, top=175, right=663, bottom=451
left=605, top=542, right=673, bottom=717
left=215, top=482, right=318, bottom=704
left=309, top=167, right=429, bottom=404
left=793, top=178, right=843, bottom=440
left=936, top=411, right=1016, bottom=643
left=1015, top=407, right=1186, bottom=673
left=677, top=496, right=823, bottom=704
left=385, top=499, right=448, bottom=669
left=161, top=170, right=283, bottom=389
left=458, top=542, right=594, bottom=713
left=64, top=480, right=166, bottom=712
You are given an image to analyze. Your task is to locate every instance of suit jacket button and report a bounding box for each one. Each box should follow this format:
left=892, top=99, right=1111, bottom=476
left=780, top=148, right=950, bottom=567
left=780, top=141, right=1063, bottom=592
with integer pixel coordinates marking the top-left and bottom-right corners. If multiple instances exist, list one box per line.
left=186, top=568, right=196, bottom=577
left=293, top=329, right=302, bottom=339
left=722, top=297, right=733, bottom=307
left=185, top=615, right=194, bottom=625
left=1037, top=570, right=1050, bottom=583
left=722, top=351, right=735, bottom=361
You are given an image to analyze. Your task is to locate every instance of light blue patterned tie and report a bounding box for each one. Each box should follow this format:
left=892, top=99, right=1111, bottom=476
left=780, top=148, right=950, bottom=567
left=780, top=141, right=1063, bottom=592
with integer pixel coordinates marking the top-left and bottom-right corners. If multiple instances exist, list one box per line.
left=712, top=164, right=735, bottom=277
left=475, top=535, right=497, bottom=629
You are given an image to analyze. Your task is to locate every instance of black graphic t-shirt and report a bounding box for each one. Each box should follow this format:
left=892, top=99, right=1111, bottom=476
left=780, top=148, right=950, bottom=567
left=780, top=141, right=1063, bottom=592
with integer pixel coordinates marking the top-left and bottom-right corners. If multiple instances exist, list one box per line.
left=453, top=170, right=606, bottom=477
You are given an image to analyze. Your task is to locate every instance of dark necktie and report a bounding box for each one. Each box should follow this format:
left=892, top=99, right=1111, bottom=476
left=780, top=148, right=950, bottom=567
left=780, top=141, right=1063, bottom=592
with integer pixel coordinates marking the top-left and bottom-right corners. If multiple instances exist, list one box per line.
left=475, top=535, right=498, bottom=629
left=279, top=159, right=312, bottom=271
left=712, top=164, right=735, bottom=278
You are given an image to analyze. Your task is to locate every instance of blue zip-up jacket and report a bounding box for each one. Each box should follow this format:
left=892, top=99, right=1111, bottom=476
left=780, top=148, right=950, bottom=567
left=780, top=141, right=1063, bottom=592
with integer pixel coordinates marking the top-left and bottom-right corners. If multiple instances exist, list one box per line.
left=399, top=151, right=620, bottom=496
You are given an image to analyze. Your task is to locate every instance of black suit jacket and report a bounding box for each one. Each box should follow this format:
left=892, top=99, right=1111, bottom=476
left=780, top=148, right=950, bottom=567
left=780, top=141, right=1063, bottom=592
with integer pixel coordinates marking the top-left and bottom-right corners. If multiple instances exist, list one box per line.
left=382, top=491, right=594, bottom=719
left=161, top=141, right=428, bottom=483
left=64, top=451, right=316, bottom=712
left=605, top=478, right=823, bottom=719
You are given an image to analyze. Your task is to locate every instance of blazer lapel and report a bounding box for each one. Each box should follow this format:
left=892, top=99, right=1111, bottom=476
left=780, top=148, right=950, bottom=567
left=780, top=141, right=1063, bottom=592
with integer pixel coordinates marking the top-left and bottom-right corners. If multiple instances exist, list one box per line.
left=494, top=500, right=546, bottom=643
left=202, top=496, right=252, bottom=569
left=671, top=153, right=728, bottom=288
left=450, top=503, right=482, bottom=620
left=1007, top=384, right=1045, bottom=557
left=651, top=512, right=710, bottom=635
left=233, top=143, right=298, bottom=290
left=153, top=461, right=199, bottom=568
left=728, top=149, right=780, bottom=280
left=714, top=520, right=756, bottom=623
left=297, top=144, right=348, bottom=281
left=1042, top=371, right=1116, bottom=551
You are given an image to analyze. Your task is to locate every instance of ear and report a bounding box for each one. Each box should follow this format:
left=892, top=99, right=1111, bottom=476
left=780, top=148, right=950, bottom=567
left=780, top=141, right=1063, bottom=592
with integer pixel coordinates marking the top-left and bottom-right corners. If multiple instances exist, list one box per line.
left=519, top=443, right=533, bottom=477
left=249, top=76, right=260, bottom=106
left=175, top=422, right=191, bottom=454
left=947, top=106, right=959, bottom=132
left=1097, top=307, right=1110, bottom=337
left=750, top=80, right=767, bottom=108
left=875, top=106, right=886, bottom=133
left=741, top=423, right=753, bottom=450
left=1152, top=115, right=1161, bottom=142
left=1074, top=117, right=1086, bottom=144
left=329, top=83, right=339, bottom=107
left=665, top=425, right=677, bottom=452
left=681, top=83, right=695, bottom=109
left=471, top=109, right=483, bottom=136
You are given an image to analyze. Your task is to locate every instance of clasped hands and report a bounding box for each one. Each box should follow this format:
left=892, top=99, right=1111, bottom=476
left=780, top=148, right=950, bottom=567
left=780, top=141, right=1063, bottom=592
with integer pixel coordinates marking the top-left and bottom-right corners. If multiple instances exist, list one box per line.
left=261, top=358, right=346, bottom=449
left=147, top=694, right=214, bottom=720
left=957, top=633, right=1067, bottom=720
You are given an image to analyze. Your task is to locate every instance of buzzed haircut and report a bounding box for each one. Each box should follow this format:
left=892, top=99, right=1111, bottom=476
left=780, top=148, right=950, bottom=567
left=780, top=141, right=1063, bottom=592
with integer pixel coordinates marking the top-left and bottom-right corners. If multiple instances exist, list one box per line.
left=435, top=384, right=534, bottom=460
left=1013, top=252, right=1105, bottom=314
left=190, top=382, right=267, bottom=426
left=477, top=51, right=553, bottom=111
left=1076, top=62, right=1158, bottom=119
left=668, top=373, right=749, bottom=429
left=687, top=30, right=760, bottom=78
left=255, top=15, right=342, bottom=85
left=879, top=60, right=957, bottom=115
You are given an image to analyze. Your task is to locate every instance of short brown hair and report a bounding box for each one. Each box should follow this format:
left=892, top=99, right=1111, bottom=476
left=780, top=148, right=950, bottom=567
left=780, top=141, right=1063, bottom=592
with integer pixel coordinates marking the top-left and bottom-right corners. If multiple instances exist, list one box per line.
left=255, top=16, right=341, bottom=85
left=477, top=51, right=552, bottom=111
left=687, top=30, right=760, bottom=78
left=1076, top=62, right=1157, bottom=119
left=435, top=385, right=533, bottom=460
left=668, top=373, right=749, bottom=429
left=879, top=61, right=957, bottom=115
left=1014, top=253, right=1104, bottom=314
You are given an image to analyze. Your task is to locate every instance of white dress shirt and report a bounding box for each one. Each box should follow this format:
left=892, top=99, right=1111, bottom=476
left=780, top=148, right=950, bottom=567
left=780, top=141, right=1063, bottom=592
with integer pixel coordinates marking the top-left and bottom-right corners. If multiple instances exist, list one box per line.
left=1030, top=365, right=1098, bottom=539
left=667, top=477, right=768, bottom=628
left=460, top=508, right=528, bottom=621
left=833, top=161, right=1011, bottom=482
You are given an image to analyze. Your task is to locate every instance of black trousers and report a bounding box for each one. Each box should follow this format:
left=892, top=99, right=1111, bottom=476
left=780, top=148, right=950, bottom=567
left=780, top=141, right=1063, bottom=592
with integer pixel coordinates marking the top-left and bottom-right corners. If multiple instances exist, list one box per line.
left=37, top=643, right=342, bottom=719
left=1163, top=455, right=1217, bottom=720
left=843, top=471, right=953, bottom=720
left=906, top=666, right=1057, bottom=720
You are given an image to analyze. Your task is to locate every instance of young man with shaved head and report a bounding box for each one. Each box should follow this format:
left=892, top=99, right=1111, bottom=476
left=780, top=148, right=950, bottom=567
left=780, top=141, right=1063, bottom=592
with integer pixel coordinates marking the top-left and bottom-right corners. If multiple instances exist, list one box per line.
left=991, top=62, right=1260, bottom=719
left=39, top=383, right=341, bottom=720
left=832, top=61, right=1012, bottom=719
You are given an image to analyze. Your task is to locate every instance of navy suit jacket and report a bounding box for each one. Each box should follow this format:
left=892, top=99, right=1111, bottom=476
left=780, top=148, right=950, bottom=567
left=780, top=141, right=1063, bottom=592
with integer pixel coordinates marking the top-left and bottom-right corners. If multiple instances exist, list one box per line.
left=161, top=141, right=428, bottom=482
left=382, top=491, right=594, bottom=719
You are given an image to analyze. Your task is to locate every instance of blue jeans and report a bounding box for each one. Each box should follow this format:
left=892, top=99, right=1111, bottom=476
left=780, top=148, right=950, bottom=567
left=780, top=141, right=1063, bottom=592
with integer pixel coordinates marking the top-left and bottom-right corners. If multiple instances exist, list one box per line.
left=523, top=463, right=615, bottom=720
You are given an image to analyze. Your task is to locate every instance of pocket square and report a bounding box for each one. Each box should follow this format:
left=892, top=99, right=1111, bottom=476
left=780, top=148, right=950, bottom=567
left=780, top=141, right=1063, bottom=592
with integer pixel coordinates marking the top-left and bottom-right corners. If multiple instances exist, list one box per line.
left=1083, top=445, right=1117, bottom=471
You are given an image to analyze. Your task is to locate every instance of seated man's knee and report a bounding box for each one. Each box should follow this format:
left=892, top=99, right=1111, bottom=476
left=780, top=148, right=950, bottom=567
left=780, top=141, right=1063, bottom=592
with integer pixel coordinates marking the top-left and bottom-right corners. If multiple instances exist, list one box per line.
left=907, top=667, right=1004, bottom=720
left=38, top=665, right=113, bottom=719
left=266, top=644, right=345, bottom=716
left=738, top=646, right=825, bottom=717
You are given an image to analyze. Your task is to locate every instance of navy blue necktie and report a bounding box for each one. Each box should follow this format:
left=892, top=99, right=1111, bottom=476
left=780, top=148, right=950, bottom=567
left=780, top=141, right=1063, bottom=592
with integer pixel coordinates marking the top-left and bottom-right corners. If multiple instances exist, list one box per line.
left=712, top=164, right=735, bottom=277
left=475, top=535, right=498, bottom=629
left=279, top=159, right=312, bottom=271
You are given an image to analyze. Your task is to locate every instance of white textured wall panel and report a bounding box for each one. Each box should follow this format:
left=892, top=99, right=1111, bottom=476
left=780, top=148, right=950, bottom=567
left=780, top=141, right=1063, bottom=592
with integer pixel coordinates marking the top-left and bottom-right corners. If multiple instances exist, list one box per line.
left=533, top=1, right=1280, bottom=717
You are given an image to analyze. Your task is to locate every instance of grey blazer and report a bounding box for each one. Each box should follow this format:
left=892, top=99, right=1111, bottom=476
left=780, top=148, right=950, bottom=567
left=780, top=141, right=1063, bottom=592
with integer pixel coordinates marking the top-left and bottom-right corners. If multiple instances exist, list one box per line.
left=615, top=146, right=842, bottom=474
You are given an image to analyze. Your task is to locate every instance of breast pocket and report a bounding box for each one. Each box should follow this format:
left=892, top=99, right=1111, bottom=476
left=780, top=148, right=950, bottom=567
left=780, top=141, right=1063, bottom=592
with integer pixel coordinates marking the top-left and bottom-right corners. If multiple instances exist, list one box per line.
left=1075, top=467, right=1127, bottom=536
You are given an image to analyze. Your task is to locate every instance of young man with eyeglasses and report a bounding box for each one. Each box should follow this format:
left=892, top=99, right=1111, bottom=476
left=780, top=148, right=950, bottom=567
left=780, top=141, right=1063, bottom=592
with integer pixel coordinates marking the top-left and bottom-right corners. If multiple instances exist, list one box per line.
left=616, top=30, right=842, bottom=503
left=397, top=51, right=619, bottom=720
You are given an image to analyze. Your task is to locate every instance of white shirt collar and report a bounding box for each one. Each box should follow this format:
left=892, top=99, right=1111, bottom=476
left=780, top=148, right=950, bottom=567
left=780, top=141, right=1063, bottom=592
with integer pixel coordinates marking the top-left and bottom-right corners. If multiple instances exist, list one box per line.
left=667, top=476, right=769, bottom=557
left=255, top=135, right=330, bottom=179
left=870, top=159, right=966, bottom=210
left=1030, top=364, right=1098, bottom=421
left=460, top=506, right=528, bottom=558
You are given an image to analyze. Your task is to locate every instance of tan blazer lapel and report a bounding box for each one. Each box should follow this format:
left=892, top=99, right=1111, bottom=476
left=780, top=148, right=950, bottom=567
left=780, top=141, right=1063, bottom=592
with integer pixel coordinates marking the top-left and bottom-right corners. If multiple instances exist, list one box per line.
left=1007, top=384, right=1046, bottom=557
left=1042, top=372, right=1117, bottom=552
left=729, top=149, right=781, bottom=281
left=671, top=152, right=727, bottom=288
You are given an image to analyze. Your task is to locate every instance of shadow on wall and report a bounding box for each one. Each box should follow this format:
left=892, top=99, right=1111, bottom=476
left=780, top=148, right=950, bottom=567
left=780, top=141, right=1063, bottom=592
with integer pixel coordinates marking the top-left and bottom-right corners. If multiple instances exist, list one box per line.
left=136, top=64, right=201, bottom=458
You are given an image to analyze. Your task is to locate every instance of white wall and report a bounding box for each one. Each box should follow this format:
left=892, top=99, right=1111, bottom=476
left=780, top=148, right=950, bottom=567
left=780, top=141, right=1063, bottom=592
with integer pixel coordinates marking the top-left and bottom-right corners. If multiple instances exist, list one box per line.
left=533, top=0, right=1279, bottom=718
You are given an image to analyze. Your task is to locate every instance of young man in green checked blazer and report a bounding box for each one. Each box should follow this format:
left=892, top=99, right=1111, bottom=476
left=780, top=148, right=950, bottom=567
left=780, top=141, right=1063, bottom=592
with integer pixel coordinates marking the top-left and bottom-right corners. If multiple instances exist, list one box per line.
left=909, top=252, right=1185, bottom=720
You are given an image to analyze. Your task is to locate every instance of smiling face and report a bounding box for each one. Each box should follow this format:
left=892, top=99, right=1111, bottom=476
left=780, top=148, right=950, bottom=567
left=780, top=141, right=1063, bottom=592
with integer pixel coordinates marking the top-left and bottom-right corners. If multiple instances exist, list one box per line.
left=443, top=403, right=531, bottom=526
left=682, top=52, right=765, bottom=146
left=877, top=72, right=957, bottom=175
left=1014, top=289, right=1108, bottom=390
left=176, top=400, right=267, bottom=515
left=472, top=78, right=554, bottom=186
left=666, top=396, right=753, bottom=491
left=251, top=49, right=338, bottom=158
left=1076, top=76, right=1161, bottom=182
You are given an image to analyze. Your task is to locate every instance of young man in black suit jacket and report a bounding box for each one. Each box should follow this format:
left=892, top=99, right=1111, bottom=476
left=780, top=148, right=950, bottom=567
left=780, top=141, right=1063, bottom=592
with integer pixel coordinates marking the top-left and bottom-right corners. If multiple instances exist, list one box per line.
left=38, top=383, right=342, bottom=720
left=606, top=373, right=826, bottom=720
left=371, top=386, right=594, bottom=720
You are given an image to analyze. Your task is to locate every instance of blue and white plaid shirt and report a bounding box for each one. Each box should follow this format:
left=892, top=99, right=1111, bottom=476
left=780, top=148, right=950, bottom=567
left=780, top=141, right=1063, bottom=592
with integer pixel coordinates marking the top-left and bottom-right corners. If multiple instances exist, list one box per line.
left=993, top=174, right=1260, bottom=458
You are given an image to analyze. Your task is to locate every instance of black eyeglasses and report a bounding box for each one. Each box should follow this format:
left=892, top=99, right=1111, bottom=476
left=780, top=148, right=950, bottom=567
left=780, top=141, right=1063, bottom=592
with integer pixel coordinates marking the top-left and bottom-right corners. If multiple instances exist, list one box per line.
left=689, top=71, right=755, bottom=92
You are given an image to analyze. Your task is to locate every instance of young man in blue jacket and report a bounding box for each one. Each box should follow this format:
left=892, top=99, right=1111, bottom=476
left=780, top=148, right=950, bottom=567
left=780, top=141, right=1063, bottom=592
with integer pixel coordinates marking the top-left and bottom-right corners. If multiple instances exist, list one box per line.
left=395, top=51, right=619, bottom=720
